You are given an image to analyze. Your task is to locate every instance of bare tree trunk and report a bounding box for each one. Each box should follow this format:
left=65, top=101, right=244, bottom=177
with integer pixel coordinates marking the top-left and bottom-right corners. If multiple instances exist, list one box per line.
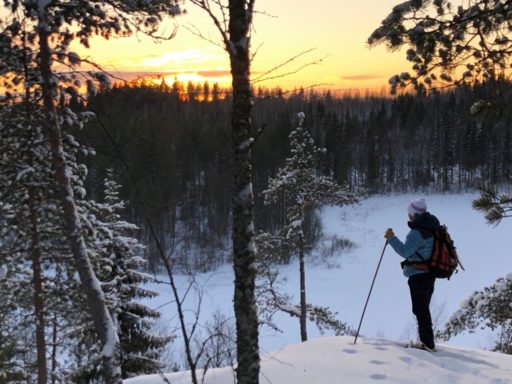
left=23, top=32, right=48, bottom=382
left=36, top=18, right=122, bottom=384
left=299, top=232, right=307, bottom=342
left=28, top=187, right=48, bottom=383
left=51, top=311, right=58, bottom=384
left=185, top=1, right=259, bottom=380
left=228, top=1, right=260, bottom=383
left=161, top=257, right=199, bottom=384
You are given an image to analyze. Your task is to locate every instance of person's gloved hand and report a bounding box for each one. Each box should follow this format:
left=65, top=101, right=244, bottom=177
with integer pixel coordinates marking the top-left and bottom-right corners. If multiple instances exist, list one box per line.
left=384, top=228, right=395, bottom=240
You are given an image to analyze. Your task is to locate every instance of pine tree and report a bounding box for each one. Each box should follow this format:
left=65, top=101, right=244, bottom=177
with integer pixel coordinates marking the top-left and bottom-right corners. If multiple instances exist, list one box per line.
left=439, top=187, right=512, bottom=354
left=97, top=169, right=171, bottom=379
left=0, top=326, right=25, bottom=382
left=439, top=274, right=512, bottom=354
left=262, top=112, right=357, bottom=341
left=0, top=101, right=104, bottom=382
left=63, top=167, right=173, bottom=381
left=0, top=102, right=56, bottom=382
left=368, top=0, right=512, bottom=94
left=369, top=0, right=512, bottom=213
left=1, top=1, right=181, bottom=381
left=254, top=231, right=353, bottom=339
left=473, top=187, right=512, bottom=225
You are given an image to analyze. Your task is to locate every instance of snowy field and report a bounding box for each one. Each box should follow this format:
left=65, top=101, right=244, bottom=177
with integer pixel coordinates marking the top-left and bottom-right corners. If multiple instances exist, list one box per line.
left=136, top=193, right=512, bottom=381
left=125, top=335, right=512, bottom=384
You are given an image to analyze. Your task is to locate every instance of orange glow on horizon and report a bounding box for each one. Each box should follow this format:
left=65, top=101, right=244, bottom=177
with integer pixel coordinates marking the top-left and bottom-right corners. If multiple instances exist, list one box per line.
left=161, top=72, right=231, bottom=87
left=68, top=1, right=413, bottom=93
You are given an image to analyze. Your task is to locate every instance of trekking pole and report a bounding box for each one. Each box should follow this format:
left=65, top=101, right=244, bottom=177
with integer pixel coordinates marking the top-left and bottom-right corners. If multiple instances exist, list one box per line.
left=353, top=239, right=388, bottom=344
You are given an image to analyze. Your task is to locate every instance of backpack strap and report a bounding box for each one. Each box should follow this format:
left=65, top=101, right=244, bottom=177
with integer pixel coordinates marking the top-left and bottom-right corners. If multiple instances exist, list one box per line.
left=415, top=250, right=426, bottom=262
left=400, top=228, right=435, bottom=270
left=414, top=225, right=439, bottom=263
left=401, top=255, right=429, bottom=271
left=400, top=251, right=427, bottom=265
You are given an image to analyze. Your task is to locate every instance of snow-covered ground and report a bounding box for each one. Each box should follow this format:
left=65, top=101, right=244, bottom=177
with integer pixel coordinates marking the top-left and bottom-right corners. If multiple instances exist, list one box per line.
left=125, top=335, right=512, bottom=384
left=133, top=193, right=512, bottom=382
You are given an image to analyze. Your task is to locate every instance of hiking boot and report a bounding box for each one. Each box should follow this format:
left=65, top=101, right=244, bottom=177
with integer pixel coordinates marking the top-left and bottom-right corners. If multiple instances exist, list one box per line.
left=405, top=341, right=436, bottom=352
left=421, top=343, right=436, bottom=352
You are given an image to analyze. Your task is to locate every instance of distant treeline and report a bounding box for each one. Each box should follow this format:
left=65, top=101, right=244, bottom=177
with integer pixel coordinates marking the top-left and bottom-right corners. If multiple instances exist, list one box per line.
left=77, top=80, right=512, bottom=269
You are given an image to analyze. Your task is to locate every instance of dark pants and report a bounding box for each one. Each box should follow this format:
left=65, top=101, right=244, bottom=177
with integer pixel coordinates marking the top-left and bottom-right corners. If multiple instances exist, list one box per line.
left=408, top=273, right=436, bottom=349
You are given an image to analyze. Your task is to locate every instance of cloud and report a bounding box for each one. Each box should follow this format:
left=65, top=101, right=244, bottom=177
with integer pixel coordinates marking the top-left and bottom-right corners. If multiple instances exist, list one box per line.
left=108, top=70, right=232, bottom=85
left=197, top=70, right=231, bottom=78
left=140, top=48, right=224, bottom=68
left=340, top=74, right=384, bottom=81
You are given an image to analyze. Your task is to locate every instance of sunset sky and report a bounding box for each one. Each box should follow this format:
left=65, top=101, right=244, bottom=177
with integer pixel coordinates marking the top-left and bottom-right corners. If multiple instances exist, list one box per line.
left=75, top=0, right=411, bottom=93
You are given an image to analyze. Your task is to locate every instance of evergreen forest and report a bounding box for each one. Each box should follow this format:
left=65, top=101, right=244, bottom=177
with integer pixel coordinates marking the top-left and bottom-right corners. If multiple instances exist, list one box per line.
left=77, top=80, right=512, bottom=270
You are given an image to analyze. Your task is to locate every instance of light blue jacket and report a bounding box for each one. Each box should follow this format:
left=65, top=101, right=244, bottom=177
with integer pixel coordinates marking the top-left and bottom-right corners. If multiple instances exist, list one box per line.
left=388, top=212, right=439, bottom=277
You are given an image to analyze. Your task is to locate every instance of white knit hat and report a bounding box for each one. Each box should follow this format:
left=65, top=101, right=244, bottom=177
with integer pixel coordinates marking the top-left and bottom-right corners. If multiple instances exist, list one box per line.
left=407, top=197, right=427, bottom=216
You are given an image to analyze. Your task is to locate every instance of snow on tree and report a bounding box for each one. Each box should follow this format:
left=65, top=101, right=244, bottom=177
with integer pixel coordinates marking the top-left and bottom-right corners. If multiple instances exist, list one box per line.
left=1, top=1, right=180, bottom=381
left=0, top=100, right=105, bottom=382
left=261, top=112, right=357, bottom=342
left=472, top=186, right=512, bottom=225
left=439, top=273, right=512, bottom=354
left=368, top=0, right=512, bottom=94
left=0, top=105, right=170, bottom=381
left=0, top=103, right=55, bottom=382
left=0, top=162, right=30, bottom=383
left=370, top=3, right=512, bottom=354
left=77, top=169, right=171, bottom=380
left=187, top=1, right=260, bottom=382
left=254, top=231, right=353, bottom=339
left=0, top=322, right=24, bottom=382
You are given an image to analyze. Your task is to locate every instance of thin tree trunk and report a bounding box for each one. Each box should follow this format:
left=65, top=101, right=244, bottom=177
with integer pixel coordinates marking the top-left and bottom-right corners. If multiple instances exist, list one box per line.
left=36, top=16, right=121, bottom=384
left=163, top=258, right=199, bottom=384
left=299, top=232, right=307, bottom=342
left=23, top=29, right=47, bottom=383
left=228, top=1, right=260, bottom=383
left=51, top=310, right=58, bottom=384
left=28, top=187, right=48, bottom=384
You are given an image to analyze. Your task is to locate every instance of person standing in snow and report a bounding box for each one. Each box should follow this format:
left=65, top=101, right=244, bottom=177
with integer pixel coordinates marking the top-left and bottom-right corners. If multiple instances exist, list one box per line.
left=384, top=197, right=440, bottom=351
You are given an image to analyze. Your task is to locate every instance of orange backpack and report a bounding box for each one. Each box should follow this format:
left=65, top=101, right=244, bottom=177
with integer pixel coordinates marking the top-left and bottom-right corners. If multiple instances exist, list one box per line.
left=412, top=225, right=465, bottom=279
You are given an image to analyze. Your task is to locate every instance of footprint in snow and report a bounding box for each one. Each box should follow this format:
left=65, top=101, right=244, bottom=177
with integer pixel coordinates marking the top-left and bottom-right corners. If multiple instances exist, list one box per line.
left=342, top=348, right=358, bottom=354
left=370, top=373, right=387, bottom=380
left=369, top=360, right=387, bottom=365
